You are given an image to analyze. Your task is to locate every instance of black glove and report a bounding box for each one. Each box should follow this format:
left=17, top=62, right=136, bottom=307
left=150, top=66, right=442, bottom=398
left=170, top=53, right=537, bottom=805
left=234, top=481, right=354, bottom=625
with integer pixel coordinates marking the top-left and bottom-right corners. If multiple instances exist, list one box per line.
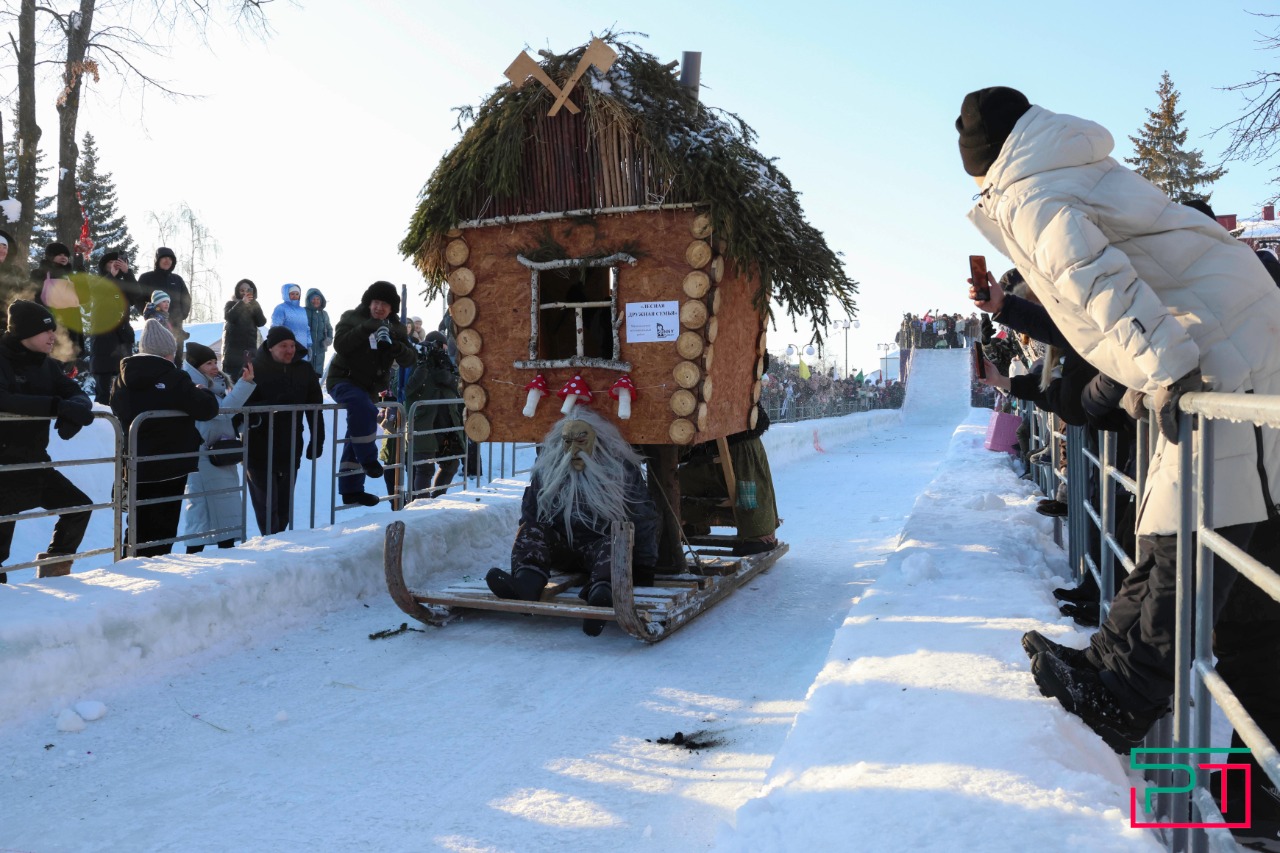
left=55, top=418, right=82, bottom=440
left=373, top=324, right=393, bottom=350
left=1154, top=368, right=1206, bottom=445
left=57, top=399, right=94, bottom=427
left=305, top=441, right=323, bottom=460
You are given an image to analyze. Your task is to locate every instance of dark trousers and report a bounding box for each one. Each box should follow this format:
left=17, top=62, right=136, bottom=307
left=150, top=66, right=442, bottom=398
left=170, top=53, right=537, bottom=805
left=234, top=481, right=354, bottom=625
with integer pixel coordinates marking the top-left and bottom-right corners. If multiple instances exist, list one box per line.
left=329, top=381, right=379, bottom=496
left=128, top=476, right=188, bottom=557
left=1090, top=522, right=1255, bottom=711
left=512, top=521, right=613, bottom=585
left=246, top=465, right=297, bottom=536
left=0, top=468, right=92, bottom=564
left=92, top=372, right=115, bottom=405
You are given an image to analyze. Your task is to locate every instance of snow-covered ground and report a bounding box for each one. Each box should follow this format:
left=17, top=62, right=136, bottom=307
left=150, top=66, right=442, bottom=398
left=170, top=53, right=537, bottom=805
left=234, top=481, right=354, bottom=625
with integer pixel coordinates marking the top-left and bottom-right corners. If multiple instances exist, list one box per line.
left=0, top=350, right=1168, bottom=851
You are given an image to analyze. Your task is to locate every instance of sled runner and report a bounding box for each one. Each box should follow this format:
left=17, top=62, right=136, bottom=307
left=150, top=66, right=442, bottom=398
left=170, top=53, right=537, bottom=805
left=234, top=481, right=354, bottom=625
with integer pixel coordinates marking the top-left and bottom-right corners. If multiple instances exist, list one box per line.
left=383, top=519, right=787, bottom=643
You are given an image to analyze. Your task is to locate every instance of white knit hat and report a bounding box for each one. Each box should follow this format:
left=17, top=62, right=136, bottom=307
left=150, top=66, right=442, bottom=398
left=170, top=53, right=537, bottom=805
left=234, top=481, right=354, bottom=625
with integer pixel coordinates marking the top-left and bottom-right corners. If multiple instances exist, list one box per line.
left=138, top=319, right=176, bottom=358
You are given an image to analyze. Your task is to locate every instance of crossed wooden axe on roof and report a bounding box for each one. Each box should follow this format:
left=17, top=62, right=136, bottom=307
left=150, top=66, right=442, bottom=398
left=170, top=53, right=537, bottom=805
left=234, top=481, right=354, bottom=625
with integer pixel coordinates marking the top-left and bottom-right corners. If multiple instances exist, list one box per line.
left=504, top=38, right=618, bottom=117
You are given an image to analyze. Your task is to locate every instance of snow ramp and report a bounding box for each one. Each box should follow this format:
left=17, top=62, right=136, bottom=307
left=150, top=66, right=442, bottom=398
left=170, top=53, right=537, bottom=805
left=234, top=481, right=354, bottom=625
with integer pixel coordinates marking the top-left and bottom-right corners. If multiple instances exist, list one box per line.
left=900, top=348, right=972, bottom=426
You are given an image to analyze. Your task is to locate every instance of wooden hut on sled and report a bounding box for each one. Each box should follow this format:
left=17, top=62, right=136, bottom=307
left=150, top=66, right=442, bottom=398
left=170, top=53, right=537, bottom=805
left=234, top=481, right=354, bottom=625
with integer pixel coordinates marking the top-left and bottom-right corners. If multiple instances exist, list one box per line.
left=386, top=36, right=857, bottom=641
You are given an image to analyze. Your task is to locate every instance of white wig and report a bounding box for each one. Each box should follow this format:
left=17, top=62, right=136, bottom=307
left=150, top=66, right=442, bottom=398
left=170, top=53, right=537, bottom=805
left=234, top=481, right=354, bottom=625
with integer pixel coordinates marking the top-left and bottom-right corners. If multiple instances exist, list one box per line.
left=531, top=407, right=644, bottom=544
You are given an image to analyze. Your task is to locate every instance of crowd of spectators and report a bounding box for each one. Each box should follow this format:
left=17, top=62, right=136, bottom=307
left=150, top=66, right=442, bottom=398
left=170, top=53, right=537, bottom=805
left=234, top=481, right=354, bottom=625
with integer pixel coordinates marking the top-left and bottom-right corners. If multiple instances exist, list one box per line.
left=759, top=356, right=905, bottom=422
left=897, top=311, right=981, bottom=350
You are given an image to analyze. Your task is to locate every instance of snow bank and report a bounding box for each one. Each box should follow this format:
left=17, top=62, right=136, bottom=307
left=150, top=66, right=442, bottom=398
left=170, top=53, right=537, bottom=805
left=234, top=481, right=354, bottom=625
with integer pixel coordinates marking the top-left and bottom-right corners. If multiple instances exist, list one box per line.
left=716, top=413, right=1163, bottom=852
left=0, top=486, right=523, bottom=726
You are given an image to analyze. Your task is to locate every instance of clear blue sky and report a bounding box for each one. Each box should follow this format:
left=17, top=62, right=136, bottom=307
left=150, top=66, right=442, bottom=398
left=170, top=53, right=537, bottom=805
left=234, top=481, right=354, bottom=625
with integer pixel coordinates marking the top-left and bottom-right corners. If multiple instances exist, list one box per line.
left=58, top=0, right=1280, bottom=374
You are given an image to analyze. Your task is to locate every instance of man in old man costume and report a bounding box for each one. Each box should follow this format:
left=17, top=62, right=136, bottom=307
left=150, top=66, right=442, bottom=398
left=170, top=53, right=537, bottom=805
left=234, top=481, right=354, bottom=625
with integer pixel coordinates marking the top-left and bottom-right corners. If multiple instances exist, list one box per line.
left=486, top=409, right=658, bottom=636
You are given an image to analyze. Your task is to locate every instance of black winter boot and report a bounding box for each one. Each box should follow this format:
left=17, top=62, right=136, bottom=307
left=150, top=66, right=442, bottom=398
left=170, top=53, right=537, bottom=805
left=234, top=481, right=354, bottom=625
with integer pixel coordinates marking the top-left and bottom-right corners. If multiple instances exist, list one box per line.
left=1053, top=573, right=1099, bottom=603
left=362, top=460, right=384, bottom=479
left=582, top=580, right=613, bottom=637
left=1059, top=600, right=1100, bottom=627
left=1031, top=651, right=1166, bottom=753
left=1021, top=630, right=1097, bottom=671
left=485, top=568, right=545, bottom=602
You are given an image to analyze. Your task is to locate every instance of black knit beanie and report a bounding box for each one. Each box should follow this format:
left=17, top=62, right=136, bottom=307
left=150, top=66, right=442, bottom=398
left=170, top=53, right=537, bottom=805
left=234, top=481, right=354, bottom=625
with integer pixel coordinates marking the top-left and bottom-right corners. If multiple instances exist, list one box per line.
left=361, top=281, right=401, bottom=315
left=185, top=341, right=217, bottom=370
left=264, top=326, right=296, bottom=349
left=7, top=300, right=55, bottom=340
left=957, top=87, right=1032, bottom=177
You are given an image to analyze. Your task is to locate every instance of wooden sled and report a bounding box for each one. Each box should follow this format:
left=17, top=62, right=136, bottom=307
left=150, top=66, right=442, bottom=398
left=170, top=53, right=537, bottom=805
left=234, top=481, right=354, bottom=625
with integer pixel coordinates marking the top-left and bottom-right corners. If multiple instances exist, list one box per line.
left=383, top=519, right=787, bottom=643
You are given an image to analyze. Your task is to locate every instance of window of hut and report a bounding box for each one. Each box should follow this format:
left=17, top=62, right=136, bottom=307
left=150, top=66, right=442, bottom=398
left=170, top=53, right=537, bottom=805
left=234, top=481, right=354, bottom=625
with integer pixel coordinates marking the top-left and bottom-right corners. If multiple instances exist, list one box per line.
left=515, top=252, right=635, bottom=372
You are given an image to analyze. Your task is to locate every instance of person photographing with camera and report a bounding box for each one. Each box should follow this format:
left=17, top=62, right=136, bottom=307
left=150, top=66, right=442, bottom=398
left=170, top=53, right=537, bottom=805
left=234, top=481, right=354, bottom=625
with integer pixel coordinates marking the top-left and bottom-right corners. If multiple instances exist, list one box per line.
left=325, top=282, right=416, bottom=507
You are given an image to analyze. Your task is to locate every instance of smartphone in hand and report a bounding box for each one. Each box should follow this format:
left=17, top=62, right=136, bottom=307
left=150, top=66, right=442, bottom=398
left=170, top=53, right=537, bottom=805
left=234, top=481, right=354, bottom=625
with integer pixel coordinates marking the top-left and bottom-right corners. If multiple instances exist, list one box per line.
left=969, top=254, right=990, bottom=302
left=973, top=342, right=987, bottom=379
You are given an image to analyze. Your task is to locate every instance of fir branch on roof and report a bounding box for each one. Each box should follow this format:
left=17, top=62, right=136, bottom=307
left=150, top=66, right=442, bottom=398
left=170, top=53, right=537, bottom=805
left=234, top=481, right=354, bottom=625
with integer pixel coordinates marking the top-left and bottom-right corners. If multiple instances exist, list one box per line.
left=400, top=33, right=857, bottom=330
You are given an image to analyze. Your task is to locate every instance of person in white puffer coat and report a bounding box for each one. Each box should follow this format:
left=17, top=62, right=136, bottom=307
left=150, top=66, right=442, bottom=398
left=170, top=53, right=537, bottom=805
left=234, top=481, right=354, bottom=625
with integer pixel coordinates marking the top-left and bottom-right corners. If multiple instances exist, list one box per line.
left=959, top=87, right=1280, bottom=761
left=181, top=342, right=256, bottom=553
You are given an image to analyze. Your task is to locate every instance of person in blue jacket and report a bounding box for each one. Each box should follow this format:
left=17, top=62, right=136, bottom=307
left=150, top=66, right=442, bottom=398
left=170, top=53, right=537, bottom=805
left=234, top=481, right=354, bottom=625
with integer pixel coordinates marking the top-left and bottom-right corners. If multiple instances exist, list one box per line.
left=270, top=284, right=311, bottom=359
left=304, top=287, right=332, bottom=376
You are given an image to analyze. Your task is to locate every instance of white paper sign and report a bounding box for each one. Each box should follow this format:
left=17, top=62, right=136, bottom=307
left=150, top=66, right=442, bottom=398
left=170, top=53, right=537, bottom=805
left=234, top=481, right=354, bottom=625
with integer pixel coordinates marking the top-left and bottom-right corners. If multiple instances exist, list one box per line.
left=625, top=301, right=679, bottom=343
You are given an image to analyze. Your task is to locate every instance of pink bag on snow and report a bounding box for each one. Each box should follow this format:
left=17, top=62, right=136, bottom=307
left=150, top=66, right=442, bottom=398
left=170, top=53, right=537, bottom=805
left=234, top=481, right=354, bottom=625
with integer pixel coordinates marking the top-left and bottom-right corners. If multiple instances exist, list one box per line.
left=984, top=410, right=1021, bottom=454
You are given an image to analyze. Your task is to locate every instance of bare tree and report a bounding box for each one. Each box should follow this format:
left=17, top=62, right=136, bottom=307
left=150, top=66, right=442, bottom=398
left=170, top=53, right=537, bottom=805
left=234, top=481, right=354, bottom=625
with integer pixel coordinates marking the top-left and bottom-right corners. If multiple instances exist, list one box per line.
left=7, top=0, right=40, bottom=263
left=148, top=201, right=220, bottom=323
left=1216, top=13, right=1280, bottom=198
left=1, top=0, right=276, bottom=256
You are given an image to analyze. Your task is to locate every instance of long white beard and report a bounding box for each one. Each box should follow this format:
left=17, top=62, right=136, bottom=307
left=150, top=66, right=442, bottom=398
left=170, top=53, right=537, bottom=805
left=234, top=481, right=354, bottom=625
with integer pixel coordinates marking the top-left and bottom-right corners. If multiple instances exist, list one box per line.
left=531, top=413, right=642, bottom=547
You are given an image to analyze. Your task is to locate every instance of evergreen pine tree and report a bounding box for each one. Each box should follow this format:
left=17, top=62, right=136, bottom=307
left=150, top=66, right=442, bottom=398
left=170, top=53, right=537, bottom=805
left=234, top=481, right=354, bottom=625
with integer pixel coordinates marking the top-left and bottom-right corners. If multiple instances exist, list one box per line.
left=3, top=123, right=58, bottom=265
left=1126, top=71, right=1226, bottom=204
left=75, top=132, right=137, bottom=269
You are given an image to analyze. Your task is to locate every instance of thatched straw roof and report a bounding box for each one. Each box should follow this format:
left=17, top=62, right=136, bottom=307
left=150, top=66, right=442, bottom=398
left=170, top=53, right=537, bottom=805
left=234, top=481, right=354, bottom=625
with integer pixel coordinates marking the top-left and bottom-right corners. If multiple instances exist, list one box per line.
left=400, top=35, right=857, bottom=330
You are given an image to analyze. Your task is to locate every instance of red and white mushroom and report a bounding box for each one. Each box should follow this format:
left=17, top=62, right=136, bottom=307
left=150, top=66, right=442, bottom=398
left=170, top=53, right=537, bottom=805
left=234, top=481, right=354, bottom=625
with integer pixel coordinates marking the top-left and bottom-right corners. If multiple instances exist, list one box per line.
left=558, top=375, right=594, bottom=415
left=609, top=375, right=638, bottom=419
left=521, top=374, right=550, bottom=418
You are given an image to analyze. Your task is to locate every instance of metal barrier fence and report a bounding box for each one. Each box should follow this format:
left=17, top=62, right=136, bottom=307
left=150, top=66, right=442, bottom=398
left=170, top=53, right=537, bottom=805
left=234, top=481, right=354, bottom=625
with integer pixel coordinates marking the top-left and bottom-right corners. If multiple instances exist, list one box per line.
left=0, top=397, right=470, bottom=574
left=1049, top=393, right=1280, bottom=852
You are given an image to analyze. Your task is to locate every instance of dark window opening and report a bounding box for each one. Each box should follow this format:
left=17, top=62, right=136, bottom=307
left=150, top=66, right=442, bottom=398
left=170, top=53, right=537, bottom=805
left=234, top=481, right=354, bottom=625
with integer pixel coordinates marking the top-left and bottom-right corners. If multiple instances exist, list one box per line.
left=538, top=265, right=616, bottom=361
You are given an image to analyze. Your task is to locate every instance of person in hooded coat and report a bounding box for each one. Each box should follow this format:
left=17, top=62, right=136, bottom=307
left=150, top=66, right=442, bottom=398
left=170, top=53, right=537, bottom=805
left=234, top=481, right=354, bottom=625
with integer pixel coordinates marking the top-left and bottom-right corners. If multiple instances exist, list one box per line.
left=181, top=342, right=256, bottom=553
left=87, top=251, right=137, bottom=403
left=243, top=326, right=324, bottom=535
left=0, top=301, right=95, bottom=581
left=304, top=288, right=333, bottom=376
left=136, top=248, right=189, bottom=359
left=110, top=319, right=217, bottom=556
left=221, top=279, right=266, bottom=379
left=270, top=284, right=312, bottom=358
left=960, top=87, right=1280, bottom=762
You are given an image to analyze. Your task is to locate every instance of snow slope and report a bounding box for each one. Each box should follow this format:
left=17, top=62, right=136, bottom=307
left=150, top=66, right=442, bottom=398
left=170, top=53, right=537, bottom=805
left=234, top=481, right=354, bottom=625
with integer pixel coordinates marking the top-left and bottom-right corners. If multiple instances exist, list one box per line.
left=0, top=350, right=1167, bottom=852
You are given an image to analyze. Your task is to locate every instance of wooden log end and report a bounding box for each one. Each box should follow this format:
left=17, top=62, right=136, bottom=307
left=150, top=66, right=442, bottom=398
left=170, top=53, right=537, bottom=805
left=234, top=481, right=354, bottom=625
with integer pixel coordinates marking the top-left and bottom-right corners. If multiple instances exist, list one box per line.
left=669, top=388, right=697, bottom=417
left=465, top=412, right=491, bottom=443
left=669, top=418, right=696, bottom=445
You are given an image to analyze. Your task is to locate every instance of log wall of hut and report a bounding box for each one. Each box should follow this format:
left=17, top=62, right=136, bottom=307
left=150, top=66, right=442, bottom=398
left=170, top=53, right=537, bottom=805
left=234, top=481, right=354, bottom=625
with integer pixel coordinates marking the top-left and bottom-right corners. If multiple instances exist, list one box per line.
left=448, top=208, right=761, bottom=445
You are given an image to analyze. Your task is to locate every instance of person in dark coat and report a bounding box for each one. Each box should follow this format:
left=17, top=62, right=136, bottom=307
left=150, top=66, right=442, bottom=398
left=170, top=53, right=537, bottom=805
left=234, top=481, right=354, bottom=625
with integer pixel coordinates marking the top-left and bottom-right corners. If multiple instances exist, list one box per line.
left=221, top=278, right=265, bottom=379
left=379, top=331, right=463, bottom=499
left=244, top=326, right=324, bottom=535
left=30, top=242, right=88, bottom=366
left=0, top=301, right=95, bottom=581
left=485, top=409, right=658, bottom=636
left=0, top=228, right=37, bottom=335
left=136, top=248, right=189, bottom=359
left=87, top=251, right=137, bottom=404
left=110, top=319, right=218, bottom=556
left=325, top=281, right=414, bottom=506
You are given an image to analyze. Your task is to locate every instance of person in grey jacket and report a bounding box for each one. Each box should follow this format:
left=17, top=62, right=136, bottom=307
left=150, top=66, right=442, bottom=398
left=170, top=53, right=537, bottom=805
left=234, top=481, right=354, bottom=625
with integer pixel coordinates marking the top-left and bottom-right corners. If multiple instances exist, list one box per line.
left=181, top=342, right=255, bottom=553
left=304, top=287, right=333, bottom=377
